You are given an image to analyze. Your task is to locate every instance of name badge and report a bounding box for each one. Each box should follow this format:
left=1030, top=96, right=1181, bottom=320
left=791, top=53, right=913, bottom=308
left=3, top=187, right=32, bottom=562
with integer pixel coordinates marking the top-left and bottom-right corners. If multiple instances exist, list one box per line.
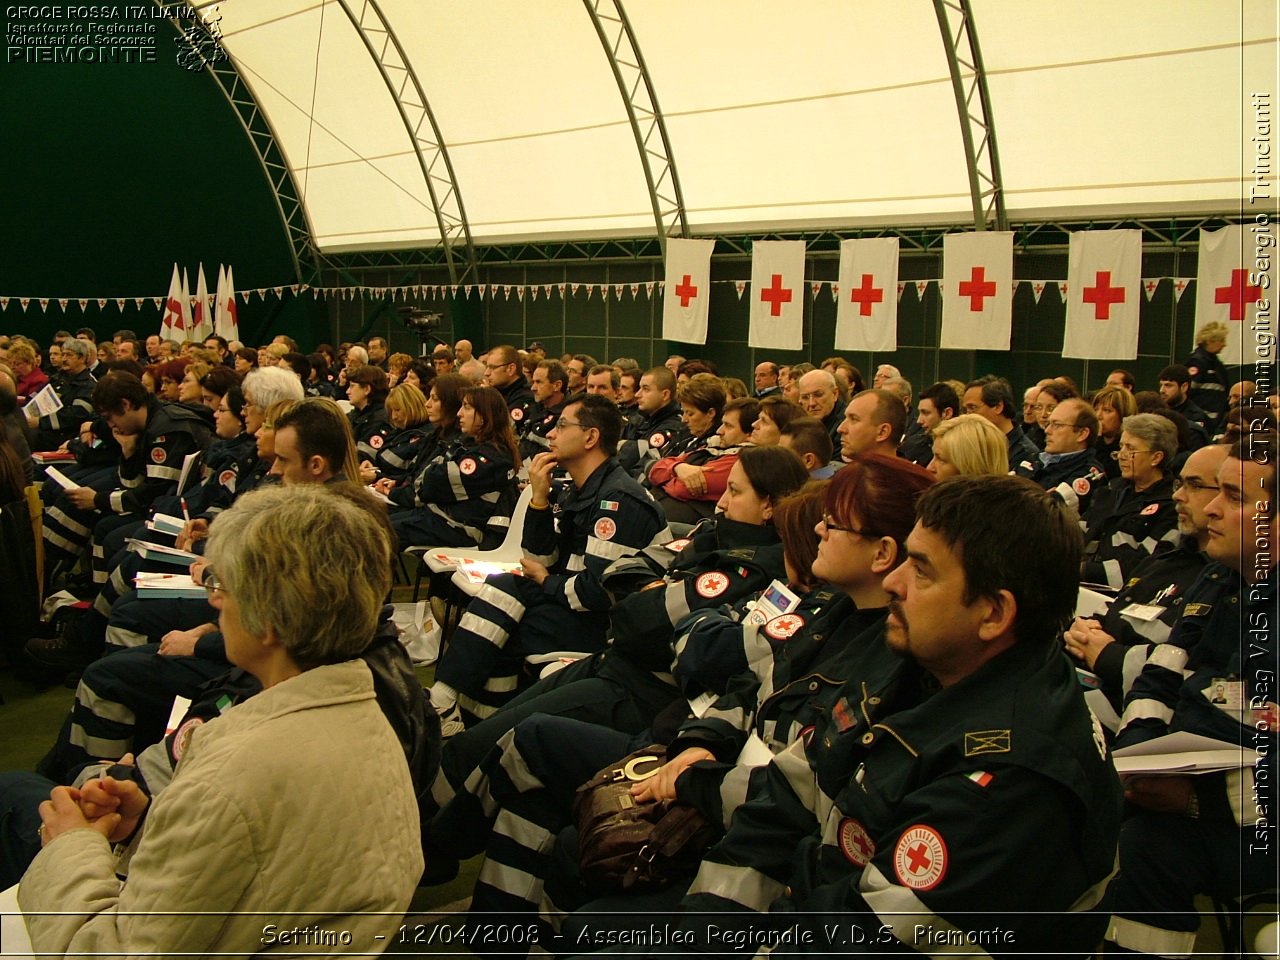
left=1120, top=602, right=1164, bottom=623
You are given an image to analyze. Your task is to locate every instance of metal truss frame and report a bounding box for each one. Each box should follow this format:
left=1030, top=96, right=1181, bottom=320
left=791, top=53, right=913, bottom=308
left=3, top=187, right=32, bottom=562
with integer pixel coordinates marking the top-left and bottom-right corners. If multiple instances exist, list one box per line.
left=582, top=0, right=689, bottom=253
left=335, top=0, right=478, bottom=285
left=167, top=3, right=317, bottom=283
left=933, top=0, right=1007, bottom=232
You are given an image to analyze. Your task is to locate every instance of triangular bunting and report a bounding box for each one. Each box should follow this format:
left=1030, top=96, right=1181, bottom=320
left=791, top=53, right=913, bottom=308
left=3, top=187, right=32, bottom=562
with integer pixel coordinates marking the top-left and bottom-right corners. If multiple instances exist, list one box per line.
left=558, top=283, right=567, bottom=298
left=811, top=281, right=823, bottom=298
left=257, top=288, right=267, bottom=300
left=1031, top=282, right=1045, bottom=303
left=273, top=286, right=283, bottom=298
left=517, top=287, right=526, bottom=301
left=530, top=286, right=539, bottom=301
left=116, top=298, right=126, bottom=311
left=450, top=285, right=460, bottom=297
left=1173, top=278, right=1191, bottom=302
left=645, top=281, right=654, bottom=297
left=571, top=283, right=581, bottom=297
left=1057, top=282, right=1069, bottom=303
left=896, top=281, right=906, bottom=301
left=630, top=283, right=639, bottom=298
left=290, top=283, right=299, bottom=294
left=734, top=280, right=746, bottom=299
left=829, top=283, right=838, bottom=302
left=78, top=298, right=89, bottom=311
left=58, top=298, right=69, bottom=311
left=0, top=297, right=8, bottom=310
left=503, top=285, right=512, bottom=300
left=1143, top=278, right=1160, bottom=300
left=96, top=298, right=107, bottom=310
left=915, top=280, right=928, bottom=299
left=613, top=284, right=623, bottom=300
left=152, top=297, right=162, bottom=309
left=135, top=298, right=145, bottom=309
left=587, top=285, right=595, bottom=300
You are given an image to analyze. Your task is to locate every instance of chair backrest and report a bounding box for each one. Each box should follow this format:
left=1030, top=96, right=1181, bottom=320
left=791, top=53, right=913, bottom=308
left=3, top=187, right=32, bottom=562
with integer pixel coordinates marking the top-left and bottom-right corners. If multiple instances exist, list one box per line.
left=493, top=484, right=533, bottom=553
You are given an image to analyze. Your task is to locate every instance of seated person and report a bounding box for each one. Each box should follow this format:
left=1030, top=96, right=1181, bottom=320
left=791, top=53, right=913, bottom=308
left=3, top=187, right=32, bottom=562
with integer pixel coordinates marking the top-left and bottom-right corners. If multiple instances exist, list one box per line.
left=676, top=475, right=1122, bottom=955
left=378, top=384, right=519, bottom=549
left=1106, top=434, right=1278, bottom=957
left=646, top=388, right=753, bottom=524
left=1034, top=397, right=1107, bottom=517
left=1064, top=442, right=1226, bottom=710
left=1081, top=413, right=1180, bottom=588
left=428, top=395, right=670, bottom=730
left=358, top=382, right=434, bottom=485
left=617, top=366, right=688, bottom=480
left=926, top=413, right=1008, bottom=479
left=345, top=363, right=392, bottom=462
left=26, top=337, right=95, bottom=451
left=18, top=484, right=426, bottom=954
left=779, top=414, right=839, bottom=478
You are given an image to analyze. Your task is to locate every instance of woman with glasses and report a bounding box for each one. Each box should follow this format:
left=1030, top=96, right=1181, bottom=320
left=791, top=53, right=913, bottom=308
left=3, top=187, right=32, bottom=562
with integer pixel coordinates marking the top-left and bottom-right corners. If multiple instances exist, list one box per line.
left=20, top=484, right=425, bottom=955
left=1080, top=413, right=1181, bottom=589
left=377, top=382, right=520, bottom=550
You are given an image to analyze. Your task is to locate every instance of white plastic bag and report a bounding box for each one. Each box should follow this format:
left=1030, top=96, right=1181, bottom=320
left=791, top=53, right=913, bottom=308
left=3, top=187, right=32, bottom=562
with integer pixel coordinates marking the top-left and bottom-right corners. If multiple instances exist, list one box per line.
left=391, top=601, right=440, bottom=665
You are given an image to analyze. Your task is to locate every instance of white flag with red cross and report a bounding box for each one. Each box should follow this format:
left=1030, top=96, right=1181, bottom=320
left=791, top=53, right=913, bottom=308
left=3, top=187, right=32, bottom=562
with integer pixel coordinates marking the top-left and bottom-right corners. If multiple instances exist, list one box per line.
left=215, top=264, right=240, bottom=341
left=835, top=238, right=899, bottom=352
left=661, top=238, right=714, bottom=345
left=748, top=240, right=805, bottom=350
left=179, top=267, right=193, bottom=335
left=192, top=264, right=212, bottom=340
left=160, top=263, right=184, bottom=336
left=940, top=232, right=1013, bottom=350
left=1196, top=224, right=1276, bottom=366
left=1062, top=229, right=1142, bottom=360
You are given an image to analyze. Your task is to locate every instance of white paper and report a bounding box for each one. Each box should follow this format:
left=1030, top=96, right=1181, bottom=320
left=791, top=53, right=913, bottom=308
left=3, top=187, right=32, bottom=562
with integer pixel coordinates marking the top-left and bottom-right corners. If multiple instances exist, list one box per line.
left=736, top=732, right=775, bottom=768
left=176, top=452, right=201, bottom=495
left=0, top=881, right=34, bottom=958
left=165, top=696, right=193, bottom=735
left=147, top=513, right=186, bottom=536
left=1112, top=731, right=1261, bottom=775
left=25, top=383, right=62, bottom=417
left=41, top=465, right=79, bottom=491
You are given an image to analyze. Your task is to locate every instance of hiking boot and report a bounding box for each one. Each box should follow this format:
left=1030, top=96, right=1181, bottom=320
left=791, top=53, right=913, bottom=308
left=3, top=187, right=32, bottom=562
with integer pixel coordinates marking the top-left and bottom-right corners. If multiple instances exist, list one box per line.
left=24, top=631, right=102, bottom=676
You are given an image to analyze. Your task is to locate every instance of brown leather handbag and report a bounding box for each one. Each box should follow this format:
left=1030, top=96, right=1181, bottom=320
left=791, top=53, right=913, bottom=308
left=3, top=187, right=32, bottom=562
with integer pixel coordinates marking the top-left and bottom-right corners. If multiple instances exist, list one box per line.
left=572, top=746, right=719, bottom=893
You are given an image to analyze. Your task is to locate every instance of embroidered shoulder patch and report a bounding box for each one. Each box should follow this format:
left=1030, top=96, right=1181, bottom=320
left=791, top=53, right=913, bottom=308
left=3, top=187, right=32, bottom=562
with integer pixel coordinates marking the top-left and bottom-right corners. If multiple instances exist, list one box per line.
left=838, top=818, right=876, bottom=868
left=649, top=432, right=666, bottom=448
left=151, top=446, right=167, bottom=464
left=594, top=517, right=617, bottom=540
left=893, top=825, right=948, bottom=891
left=1141, top=503, right=1160, bottom=516
left=1184, top=602, right=1212, bottom=617
left=218, top=469, right=236, bottom=486
left=695, top=571, right=730, bottom=598
left=764, top=613, right=805, bottom=641
left=1073, top=476, right=1091, bottom=496
left=512, top=406, right=524, bottom=421
left=369, top=434, right=384, bottom=449
left=172, top=717, right=203, bottom=761
left=600, top=499, right=619, bottom=511
left=459, top=457, right=477, bottom=475
left=963, top=730, right=1011, bottom=756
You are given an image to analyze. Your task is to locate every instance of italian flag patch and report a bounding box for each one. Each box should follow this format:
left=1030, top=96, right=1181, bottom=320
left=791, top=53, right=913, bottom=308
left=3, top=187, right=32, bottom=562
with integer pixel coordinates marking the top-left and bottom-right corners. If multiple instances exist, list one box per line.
left=966, top=770, right=993, bottom=788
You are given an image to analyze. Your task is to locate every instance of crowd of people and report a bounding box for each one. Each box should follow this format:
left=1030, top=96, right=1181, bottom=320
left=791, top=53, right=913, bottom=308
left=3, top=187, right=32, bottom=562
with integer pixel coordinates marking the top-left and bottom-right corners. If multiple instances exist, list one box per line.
left=0, top=320, right=1275, bottom=957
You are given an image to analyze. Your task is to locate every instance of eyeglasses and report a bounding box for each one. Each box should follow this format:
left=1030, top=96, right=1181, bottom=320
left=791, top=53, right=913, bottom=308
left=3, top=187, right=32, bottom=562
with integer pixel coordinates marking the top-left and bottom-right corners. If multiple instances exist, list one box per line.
left=203, top=568, right=229, bottom=600
left=820, top=514, right=878, bottom=538
left=798, top=391, right=830, bottom=403
left=555, top=419, right=585, bottom=431
left=1045, top=420, right=1082, bottom=431
left=486, top=362, right=513, bottom=371
left=1172, top=477, right=1221, bottom=494
left=1117, top=447, right=1153, bottom=458
left=961, top=404, right=983, bottom=414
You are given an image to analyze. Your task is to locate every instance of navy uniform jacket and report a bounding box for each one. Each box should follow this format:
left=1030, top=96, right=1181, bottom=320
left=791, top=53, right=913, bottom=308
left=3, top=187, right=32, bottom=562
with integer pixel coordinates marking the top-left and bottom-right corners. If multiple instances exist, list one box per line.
left=1118, top=565, right=1277, bottom=826
left=393, top=436, right=517, bottom=545
left=371, top=425, right=434, bottom=484
left=522, top=456, right=670, bottom=614
left=617, top=401, right=688, bottom=480
left=821, top=406, right=844, bottom=451
left=518, top=397, right=565, bottom=463
left=94, top=400, right=211, bottom=516
left=606, top=517, right=788, bottom=674
left=1185, top=345, right=1230, bottom=423
left=682, top=636, right=1123, bottom=956
left=348, top=401, right=393, bottom=463
left=1006, top=423, right=1041, bottom=479
left=1035, top=447, right=1107, bottom=517
left=897, top=429, right=932, bottom=467
left=1171, top=397, right=1212, bottom=448
left=497, top=376, right=536, bottom=430
left=1090, top=538, right=1209, bottom=710
left=32, top=368, right=96, bottom=451
left=1081, top=475, right=1180, bottom=588
left=151, top=431, right=256, bottom=522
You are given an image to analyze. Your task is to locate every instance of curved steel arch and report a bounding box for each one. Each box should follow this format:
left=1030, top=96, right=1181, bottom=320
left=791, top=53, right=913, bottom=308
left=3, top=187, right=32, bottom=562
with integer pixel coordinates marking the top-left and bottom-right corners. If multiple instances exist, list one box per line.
left=933, top=0, right=1008, bottom=232
left=583, top=0, right=690, bottom=254
left=335, top=0, right=479, bottom=284
left=166, top=3, right=318, bottom=282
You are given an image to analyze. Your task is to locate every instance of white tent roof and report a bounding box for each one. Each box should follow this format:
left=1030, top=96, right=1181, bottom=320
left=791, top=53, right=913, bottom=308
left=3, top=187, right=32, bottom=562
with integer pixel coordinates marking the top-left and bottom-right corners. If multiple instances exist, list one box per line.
left=203, top=0, right=1277, bottom=253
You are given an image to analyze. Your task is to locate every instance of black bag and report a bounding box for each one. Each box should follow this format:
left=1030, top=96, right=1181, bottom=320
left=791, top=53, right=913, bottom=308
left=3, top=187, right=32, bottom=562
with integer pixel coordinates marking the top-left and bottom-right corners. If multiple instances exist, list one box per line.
left=572, top=745, right=719, bottom=893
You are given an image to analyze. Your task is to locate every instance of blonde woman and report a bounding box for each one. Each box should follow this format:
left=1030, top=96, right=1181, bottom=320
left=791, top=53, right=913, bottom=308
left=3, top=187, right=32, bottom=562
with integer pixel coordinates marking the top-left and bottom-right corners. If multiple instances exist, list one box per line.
left=1185, top=320, right=1230, bottom=425
left=927, top=413, right=1009, bottom=478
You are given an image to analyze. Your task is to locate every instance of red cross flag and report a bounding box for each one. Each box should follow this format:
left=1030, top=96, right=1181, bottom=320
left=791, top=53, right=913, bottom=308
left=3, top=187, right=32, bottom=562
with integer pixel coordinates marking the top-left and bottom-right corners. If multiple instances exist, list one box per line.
left=749, top=240, right=805, bottom=350
left=1062, top=229, right=1141, bottom=360
left=661, top=238, right=715, bottom=345
left=214, top=264, right=240, bottom=341
left=179, top=267, right=193, bottom=335
left=940, top=232, right=1013, bottom=350
left=1196, top=225, right=1276, bottom=365
left=835, top=238, right=899, bottom=352
left=160, top=263, right=184, bottom=336
left=192, top=263, right=212, bottom=340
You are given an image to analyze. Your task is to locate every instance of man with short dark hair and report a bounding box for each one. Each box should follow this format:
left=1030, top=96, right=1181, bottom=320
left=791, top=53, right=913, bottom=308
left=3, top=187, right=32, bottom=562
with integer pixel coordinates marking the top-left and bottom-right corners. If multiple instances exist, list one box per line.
left=520, top=360, right=568, bottom=462
left=962, top=375, right=1040, bottom=478
left=367, top=336, right=390, bottom=370
left=565, top=354, right=596, bottom=399
left=1106, top=434, right=1278, bottom=956
left=115, top=340, right=140, bottom=363
left=584, top=364, right=618, bottom=401
left=1034, top=396, right=1107, bottom=516
left=617, top=368, right=643, bottom=429
left=617, top=365, right=688, bottom=480
left=901, top=381, right=958, bottom=466
left=753, top=361, right=780, bottom=398
left=681, top=475, right=1122, bottom=954
left=432, top=346, right=455, bottom=376
left=269, top=401, right=350, bottom=485
left=144, top=335, right=162, bottom=362
left=779, top=416, right=837, bottom=477
left=1157, top=364, right=1211, bottom=446
left=429, top=395, right=670, bottom=730
left=1107, top=369, right=1136, bottom=391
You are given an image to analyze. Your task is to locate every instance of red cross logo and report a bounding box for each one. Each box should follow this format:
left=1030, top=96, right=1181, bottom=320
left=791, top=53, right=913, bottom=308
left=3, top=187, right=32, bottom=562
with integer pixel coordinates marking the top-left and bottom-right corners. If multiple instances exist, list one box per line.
left=759, top=273, right=793, bottom=317
left=1215, top=268, right=1263, bottom=321
left=906, top=843, right=931, bottom=874
left=1082, top=271, right=1126, bottom=320
left=674, top=274, right=698, bottom=308
left=848, top=273, right=884, bottom=316
left=958, top=266, right=997, bottom=312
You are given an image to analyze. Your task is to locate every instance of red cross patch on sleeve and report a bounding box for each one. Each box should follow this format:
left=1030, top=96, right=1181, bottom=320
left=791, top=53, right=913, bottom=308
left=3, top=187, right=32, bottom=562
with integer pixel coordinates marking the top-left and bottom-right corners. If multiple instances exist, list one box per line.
left=370, top=434, right=384, bottom=449
left=512, top=407, right=524, bottom=421
left=1141, top=503, right=1159, bottom=516
left=649, top=432, right=666, bottom=448
left=219, top=469, right=236, bottom=486
left=1073, top=476, right=1091, bottom=496
left=764, top=613, right=805, bottom=640
left=893, top=825, right=948, bottom=891
left=594, top=517, right=617, bottom=540
left=459, top=457, right=477, bottom=475
left=695, top=571, right=730, bottom=598
left=151, top=446, right=166, bottom=464
left=1188, top=366, right=1199, bottom=376
left=838, top=818, right=876, bottom=868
